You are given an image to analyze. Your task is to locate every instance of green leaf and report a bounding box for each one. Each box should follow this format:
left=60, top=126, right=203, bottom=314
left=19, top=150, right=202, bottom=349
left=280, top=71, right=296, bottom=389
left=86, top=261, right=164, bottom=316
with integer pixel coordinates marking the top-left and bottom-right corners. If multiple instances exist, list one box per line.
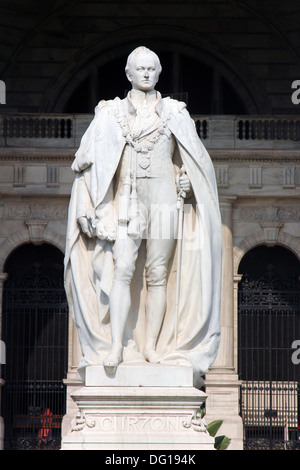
left=214, top=435, right=231, bottom=450
left=206, top=419, right=223, bottom=437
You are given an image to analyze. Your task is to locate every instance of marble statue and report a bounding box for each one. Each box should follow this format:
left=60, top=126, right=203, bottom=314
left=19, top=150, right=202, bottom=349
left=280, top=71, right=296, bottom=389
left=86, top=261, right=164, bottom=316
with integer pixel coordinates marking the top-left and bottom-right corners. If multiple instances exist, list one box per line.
left=64, top=46, right=222, bottom=388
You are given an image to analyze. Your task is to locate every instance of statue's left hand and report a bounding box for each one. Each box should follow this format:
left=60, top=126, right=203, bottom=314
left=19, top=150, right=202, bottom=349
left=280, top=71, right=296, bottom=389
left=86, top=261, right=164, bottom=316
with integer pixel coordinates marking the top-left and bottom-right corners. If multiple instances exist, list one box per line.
left=178, top=173, right=191, bottom=194
left=95, top=218, right=117, bottom=242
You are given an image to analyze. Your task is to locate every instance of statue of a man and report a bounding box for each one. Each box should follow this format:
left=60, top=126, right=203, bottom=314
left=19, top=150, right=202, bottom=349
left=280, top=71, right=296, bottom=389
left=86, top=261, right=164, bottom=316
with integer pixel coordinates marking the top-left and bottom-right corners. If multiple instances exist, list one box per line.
left=64, top=46, right=222, bottom=388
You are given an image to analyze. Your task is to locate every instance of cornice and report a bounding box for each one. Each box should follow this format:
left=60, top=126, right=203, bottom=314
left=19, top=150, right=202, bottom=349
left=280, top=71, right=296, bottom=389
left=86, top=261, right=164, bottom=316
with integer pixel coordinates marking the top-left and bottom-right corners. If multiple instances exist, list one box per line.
left=210, top=149, right=300, bottom=164
left=0, top=147, right=75, bottom=162
left=0, top=147, right=300, bottom=164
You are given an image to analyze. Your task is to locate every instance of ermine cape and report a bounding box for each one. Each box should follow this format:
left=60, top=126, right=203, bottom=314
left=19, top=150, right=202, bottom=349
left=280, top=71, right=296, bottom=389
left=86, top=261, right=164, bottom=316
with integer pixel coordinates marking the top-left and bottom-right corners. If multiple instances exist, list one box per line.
left=64, top=93, right=222, bottom=388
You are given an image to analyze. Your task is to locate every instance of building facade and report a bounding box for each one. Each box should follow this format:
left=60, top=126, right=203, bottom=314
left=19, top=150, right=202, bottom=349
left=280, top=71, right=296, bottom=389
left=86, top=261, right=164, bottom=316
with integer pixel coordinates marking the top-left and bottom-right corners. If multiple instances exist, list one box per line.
left=0, top=0, right=300, bottom=451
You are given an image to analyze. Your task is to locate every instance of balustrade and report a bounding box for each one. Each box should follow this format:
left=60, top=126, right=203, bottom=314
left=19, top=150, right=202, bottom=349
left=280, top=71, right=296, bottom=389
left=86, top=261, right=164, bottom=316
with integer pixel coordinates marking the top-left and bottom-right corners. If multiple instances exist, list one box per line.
left=0, top=113, right=300, bottom=149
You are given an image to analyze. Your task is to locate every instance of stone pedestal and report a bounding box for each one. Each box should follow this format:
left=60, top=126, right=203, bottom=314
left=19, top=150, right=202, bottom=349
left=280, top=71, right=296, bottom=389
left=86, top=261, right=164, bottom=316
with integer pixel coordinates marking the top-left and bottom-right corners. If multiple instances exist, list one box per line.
left=204, top=370, right=243, bottom=450
left=61, top=363, right=215, bottom=450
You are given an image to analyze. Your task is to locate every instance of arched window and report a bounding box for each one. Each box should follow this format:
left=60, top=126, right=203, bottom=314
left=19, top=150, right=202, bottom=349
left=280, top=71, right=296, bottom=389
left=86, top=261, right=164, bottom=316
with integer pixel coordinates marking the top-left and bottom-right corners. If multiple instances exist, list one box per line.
left=1, top=243, right=68, bottom=450
left=238, top=245, right=300, bottom=450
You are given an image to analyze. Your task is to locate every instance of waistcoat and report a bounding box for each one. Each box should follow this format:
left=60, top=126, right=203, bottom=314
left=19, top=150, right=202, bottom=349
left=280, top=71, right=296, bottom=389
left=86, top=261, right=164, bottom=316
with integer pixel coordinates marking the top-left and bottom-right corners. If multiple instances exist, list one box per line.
left=118, top=96, right=176, bottom=180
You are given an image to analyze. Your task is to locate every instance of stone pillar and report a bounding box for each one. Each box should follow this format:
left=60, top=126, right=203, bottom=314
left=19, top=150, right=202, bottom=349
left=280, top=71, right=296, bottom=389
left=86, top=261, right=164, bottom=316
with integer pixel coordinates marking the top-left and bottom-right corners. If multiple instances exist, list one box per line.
left=204, top=198, right=243, bottom=450
left=61, top=317, right=84, bottom=445
left=67, top=318, right=82, bottom=381
left=0, top=273, right=8, bottom=450
left=233, top=274, right=243, bottom=371
left=213, top=198, right=235, bottom=370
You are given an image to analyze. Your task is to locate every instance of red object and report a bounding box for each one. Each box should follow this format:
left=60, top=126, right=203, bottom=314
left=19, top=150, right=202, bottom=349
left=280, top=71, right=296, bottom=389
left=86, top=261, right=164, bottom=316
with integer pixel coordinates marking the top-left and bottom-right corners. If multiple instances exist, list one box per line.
left=38, top=408, right=53, bottom=440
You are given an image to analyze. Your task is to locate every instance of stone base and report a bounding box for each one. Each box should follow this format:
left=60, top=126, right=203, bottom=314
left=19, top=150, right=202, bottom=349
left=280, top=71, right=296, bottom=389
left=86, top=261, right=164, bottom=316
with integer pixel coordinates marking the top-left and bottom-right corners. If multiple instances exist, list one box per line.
left=85, top=362, right=193, bottom=387
left=61, top=364, right=215, bottom=450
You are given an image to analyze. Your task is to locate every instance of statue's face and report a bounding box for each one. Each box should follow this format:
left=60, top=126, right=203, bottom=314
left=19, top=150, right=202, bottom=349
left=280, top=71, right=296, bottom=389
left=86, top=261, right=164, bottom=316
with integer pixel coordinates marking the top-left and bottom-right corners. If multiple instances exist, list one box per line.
left=127, top=52, right=160, bottom=91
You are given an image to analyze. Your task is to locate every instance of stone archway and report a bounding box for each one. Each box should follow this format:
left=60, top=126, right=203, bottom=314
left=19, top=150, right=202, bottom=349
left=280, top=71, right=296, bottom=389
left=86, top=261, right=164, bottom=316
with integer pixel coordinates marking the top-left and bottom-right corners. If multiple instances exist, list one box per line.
left=0, top=228, right=67, bottom=449
left=0, top=227, right=66, bottom=274
left=237, top=244, right=300, bottom=450
left=234, top=228, right=300, bottom=277
left=1, top=242, right=69, bottom=450
left=42, top=25, right=265, bottom=115
left=233, top=227, right=300, bottom=374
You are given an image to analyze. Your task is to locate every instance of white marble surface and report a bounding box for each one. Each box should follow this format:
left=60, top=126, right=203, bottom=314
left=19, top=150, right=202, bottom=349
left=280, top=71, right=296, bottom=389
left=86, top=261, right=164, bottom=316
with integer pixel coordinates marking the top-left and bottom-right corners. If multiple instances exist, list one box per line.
left=64, top=46, right=222, bottom=389
left=61, top=384, right=214, bottom=450
left=85, top=362, right=193, bottom=387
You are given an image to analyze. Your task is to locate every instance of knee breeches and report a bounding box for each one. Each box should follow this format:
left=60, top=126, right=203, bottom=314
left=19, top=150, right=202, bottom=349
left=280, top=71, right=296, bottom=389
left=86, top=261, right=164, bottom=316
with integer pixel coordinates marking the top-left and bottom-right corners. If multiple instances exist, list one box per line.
left=112, top=177, right=178, bottom=287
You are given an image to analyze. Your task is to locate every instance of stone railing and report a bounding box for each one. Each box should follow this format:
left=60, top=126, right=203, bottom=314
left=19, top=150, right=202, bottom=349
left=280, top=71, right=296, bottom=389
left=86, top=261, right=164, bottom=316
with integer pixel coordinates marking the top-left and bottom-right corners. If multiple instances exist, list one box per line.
left=0, top=113, right=300, bottom=150
left=0, top=114, right=89, bottom=149
left=193, top=115, right=300, bottom=149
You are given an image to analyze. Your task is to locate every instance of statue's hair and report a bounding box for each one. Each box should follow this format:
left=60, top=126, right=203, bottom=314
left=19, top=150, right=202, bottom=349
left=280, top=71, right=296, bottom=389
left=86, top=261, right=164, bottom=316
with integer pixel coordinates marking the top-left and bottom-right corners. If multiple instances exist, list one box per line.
left=125, top=46, right=162, bottom=75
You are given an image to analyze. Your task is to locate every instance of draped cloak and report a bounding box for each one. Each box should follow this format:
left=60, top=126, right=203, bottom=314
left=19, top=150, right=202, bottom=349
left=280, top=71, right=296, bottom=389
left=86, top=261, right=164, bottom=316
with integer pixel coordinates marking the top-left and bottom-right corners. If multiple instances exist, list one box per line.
left=64, top=94, right=222, bottom=388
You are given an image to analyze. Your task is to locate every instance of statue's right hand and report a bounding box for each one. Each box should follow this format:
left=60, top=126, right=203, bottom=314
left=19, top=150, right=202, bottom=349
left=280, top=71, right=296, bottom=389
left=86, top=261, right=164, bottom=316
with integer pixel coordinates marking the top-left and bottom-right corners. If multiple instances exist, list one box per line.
left=78, top=216, right=93, bottom=238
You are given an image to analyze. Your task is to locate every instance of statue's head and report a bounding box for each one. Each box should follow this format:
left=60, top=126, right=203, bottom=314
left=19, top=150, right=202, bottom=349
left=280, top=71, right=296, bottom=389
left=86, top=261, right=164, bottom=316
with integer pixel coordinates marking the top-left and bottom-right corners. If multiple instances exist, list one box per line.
left=125, top=46, right=162, bottom=92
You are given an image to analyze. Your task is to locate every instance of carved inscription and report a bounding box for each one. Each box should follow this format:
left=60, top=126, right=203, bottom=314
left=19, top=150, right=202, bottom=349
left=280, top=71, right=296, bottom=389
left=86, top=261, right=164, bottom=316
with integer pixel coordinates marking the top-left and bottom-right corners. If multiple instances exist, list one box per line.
left=277, top=207, right=300, bottom=221
left=86, top=415, right=187, bottom=433
left=240, top=206, right=300, bottom=222
left=240, top=207, right=266, bottom=221
left=4, top=202, right=67, bottom=219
